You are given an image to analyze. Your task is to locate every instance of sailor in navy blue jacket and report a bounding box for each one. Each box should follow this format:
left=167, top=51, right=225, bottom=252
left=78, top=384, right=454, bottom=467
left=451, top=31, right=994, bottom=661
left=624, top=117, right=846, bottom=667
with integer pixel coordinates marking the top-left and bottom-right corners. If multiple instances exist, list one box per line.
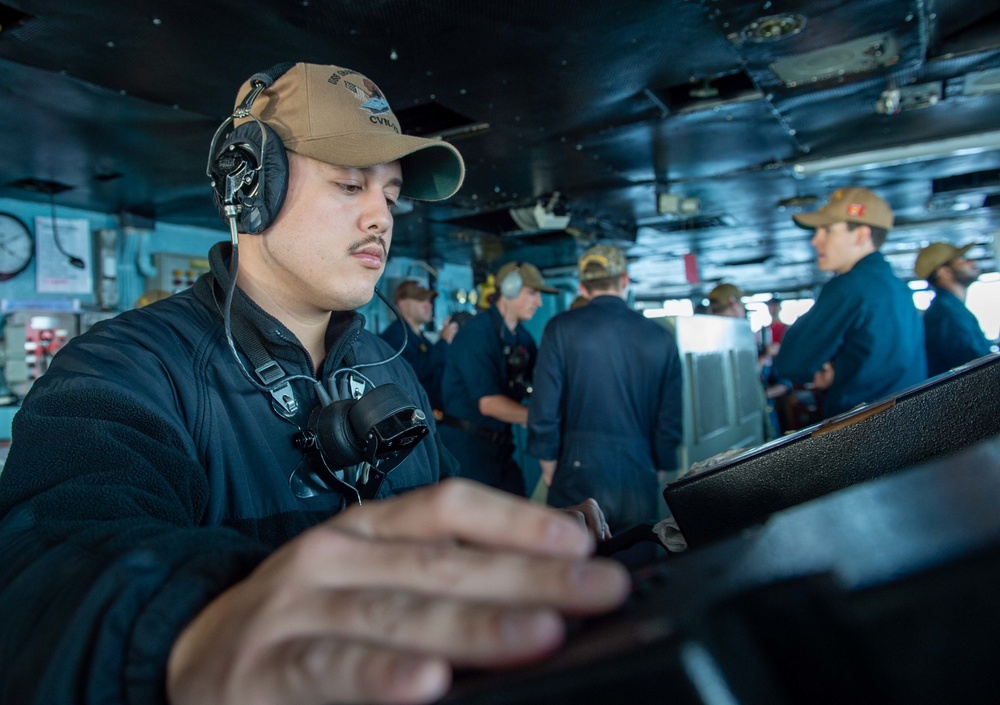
left=776, top=188, right=927, bottom=419
left=0, top=62, right=628, bottom=705
left=380, top=279, right=454, bottom=413
left=914, top=242, right=993, bottom=377
left=0, top=241, right=459, bottom=703
left=527, top=246, right=683, bottom=536
left=439, top=261, right=558, bottom=495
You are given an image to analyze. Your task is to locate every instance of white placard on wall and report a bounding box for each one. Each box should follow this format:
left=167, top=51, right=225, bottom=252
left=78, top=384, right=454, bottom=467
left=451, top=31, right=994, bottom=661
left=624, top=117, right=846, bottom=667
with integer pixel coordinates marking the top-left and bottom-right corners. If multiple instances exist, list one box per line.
left=35, top=216, right=93, bottom=294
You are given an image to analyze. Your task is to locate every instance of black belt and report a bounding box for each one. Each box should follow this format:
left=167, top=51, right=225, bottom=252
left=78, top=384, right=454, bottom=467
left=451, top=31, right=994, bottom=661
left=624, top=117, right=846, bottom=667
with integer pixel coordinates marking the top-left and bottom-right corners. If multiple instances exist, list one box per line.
left=439, top=415, right=513, bottom=447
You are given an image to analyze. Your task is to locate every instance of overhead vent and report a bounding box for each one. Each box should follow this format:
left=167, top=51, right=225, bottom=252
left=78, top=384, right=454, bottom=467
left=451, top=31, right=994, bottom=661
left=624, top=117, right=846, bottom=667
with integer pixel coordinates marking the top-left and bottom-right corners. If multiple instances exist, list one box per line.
left=441, top=210, right=520, bottom=235
left=721, top=254, right=773, bottom=267
left=7, top=178, right=73, bottom=195
left=963, top=67, right=1000, bottom=97
left=394, top=102, right=488, bottom=141
left=442, top=209, right=570, bottom=237
left=0, top=3, right=32, bottom=35
left=443, top=194, right=569, bottom=236
left=932, top=169, right=1000, bottom=196
left=644, top=70, right=761, bottom=115
left=93, top=172, right=124, bottom=183
left=776, top=195, right=819, bottom=209
left=647, top=215, right=735, bottom=233
left=929, top=168, right=1000, bottom=212
left=770, top=32, right=900, bottom=88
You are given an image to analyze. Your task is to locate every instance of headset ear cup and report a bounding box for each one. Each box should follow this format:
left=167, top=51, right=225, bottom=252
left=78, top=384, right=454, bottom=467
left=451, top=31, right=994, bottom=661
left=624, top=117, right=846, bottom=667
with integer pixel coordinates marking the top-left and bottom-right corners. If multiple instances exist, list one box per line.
left=211, top=122, right=288, bottom=234
left=499, top=269, right=523, bottom=299
left=313, top=399, right=366, bottom=468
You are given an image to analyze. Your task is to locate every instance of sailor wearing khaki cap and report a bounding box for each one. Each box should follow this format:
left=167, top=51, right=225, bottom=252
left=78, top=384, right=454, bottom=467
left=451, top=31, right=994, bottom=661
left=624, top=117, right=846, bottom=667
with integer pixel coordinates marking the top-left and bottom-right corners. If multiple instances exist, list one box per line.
left=775, top=187, right=927, bottom=418
left=440, top=260, right=558, bottom=496
left=705, top=282, right=746, bottom=318
left=527, top=245, right=682, bottom=559
left=0, top=62, right=632, bottom=705
left=914, top=242, right=992, bottom=376
left=380, top=280, right=455, bottom=413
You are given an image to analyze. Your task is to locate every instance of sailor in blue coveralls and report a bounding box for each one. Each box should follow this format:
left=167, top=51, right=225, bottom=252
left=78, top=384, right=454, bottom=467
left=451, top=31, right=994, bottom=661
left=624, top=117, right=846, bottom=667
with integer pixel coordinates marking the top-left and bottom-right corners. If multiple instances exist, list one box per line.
left=776, top=187, right=927, bottom=419
left=914, top=241, right=993, bottom=377
left=527, top=245, right=683, bottom=537
left=440, top=261, right=558, bottom=495
left=380, top=279, right=457, bottom=415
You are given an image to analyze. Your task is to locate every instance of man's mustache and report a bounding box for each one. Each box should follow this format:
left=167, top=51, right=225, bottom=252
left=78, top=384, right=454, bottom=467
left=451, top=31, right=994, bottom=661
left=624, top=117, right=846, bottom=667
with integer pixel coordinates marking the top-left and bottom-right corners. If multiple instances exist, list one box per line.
left=348, top=234, right=389, bottom=261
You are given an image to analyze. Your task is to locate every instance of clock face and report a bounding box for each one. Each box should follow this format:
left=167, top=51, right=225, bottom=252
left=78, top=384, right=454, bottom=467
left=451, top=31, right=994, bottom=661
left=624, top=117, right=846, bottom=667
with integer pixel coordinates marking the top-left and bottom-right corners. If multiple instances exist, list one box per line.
left=0, top=212, right=34, bottom=281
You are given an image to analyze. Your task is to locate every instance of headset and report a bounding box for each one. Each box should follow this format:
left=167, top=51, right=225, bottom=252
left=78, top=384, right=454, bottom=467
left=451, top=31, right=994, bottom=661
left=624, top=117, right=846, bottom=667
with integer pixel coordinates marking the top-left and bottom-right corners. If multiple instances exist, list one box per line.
left=498, top=261, right=524, bottom=299
left=207, top=62, right=295, bottom=237
left=494, top=262, right=536, bottom=396
left=205, top=64, right=428, bottom=504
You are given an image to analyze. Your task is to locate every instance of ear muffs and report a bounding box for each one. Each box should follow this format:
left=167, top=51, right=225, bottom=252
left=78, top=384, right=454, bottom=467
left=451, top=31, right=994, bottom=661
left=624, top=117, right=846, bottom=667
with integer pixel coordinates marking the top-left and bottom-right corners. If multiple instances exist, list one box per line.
left=210, top=121, right=289, bottom=234
left=307, top=383, right=429, bottom=471
left=310, top=399, right=366, bottom=468
left=499, top=264, right=524, bottom=299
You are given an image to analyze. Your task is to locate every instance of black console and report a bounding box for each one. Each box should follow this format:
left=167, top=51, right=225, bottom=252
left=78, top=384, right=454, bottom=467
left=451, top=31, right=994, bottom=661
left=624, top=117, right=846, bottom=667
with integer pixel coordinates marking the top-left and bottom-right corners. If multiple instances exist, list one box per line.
left=441, top=433, right=1000, bottom=705
left=664, top=353, right=1000, bottom=547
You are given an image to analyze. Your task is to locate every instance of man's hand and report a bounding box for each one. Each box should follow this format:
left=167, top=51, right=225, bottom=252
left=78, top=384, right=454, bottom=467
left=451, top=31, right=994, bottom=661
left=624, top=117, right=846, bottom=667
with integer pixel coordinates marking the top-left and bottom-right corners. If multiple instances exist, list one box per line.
left=539, top=459, right=557, bottom=487
left=538, top=462, right=611, bottom=541
left=812, top=361, right=835, bottom=390
left=167, top=479, right=630, bottom=705
left=440, top=318, right=460, bottom=344
left=561, top=497, right=613, bottom=542
left=479, top=394, right=529, bottom=427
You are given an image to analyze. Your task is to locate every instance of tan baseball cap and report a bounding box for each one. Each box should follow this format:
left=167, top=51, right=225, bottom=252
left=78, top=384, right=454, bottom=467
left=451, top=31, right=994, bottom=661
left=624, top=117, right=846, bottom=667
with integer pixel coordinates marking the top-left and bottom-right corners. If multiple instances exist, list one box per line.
left=393, top=280, right=437, bottom=303
left=914, top=242, right=974, bottom=280
left=707, top=283, right=744, bottom=312
left=496, top=261, right=558, bottom=295
left=578, top=244, right=628, bottom=281
left=793, top=187, right=894, bottom=230
left=233, top=63, right=464, bottom=201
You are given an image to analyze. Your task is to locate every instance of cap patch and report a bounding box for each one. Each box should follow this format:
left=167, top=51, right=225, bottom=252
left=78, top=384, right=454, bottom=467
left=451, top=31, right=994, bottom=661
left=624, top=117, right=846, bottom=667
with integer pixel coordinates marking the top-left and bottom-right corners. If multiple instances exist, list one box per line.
left=846, top=203, right=866, bottom=218
left=353, top=80, right=391, bottom=115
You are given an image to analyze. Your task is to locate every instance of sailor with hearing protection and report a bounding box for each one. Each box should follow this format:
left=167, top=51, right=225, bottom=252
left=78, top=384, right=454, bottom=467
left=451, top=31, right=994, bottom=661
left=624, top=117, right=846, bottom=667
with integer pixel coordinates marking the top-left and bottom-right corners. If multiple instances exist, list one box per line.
left=0, top=62, right=627, bottom=705
left=440, top=260, right=558, bottom=495
left=207, top=62, right=443, bottom=501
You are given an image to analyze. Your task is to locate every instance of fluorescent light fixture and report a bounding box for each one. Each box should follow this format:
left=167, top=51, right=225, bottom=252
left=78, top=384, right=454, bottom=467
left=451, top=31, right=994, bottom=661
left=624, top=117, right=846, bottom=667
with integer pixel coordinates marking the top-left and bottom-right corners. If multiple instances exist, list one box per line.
left=791, top=130, right=1000, bottom=178
left=657, top=193, right=701, bottom=215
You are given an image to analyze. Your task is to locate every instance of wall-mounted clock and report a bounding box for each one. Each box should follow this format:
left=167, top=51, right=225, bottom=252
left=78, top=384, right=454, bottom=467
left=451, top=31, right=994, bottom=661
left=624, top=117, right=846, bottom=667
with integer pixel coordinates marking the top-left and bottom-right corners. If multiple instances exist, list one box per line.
left=0, top=212, right=34, bottom=282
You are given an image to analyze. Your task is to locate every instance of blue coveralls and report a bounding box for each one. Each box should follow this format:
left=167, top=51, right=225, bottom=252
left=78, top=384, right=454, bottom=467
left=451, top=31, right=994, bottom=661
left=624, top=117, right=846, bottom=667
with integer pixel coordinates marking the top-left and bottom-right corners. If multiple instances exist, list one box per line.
left=439, top=305, right=536, bottom=495
left=527, top=295, right=683, bottom=534
left=923, top=287, right=993, bottom=377
left=380, top=318, right=449, bottom=412
left=775, top=251, right=927, bottom=419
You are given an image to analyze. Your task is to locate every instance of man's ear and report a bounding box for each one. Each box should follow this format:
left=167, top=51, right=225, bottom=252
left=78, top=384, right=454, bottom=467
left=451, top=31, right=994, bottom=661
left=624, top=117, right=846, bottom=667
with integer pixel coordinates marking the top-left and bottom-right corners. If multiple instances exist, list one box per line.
left=935, top=265, right=954, bottom=286
left=853, top=224, right=873, bottom=247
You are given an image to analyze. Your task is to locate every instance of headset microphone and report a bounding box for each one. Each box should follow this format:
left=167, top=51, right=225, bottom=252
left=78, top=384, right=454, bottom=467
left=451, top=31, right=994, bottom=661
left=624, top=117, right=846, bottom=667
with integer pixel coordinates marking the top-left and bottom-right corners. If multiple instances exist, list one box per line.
left=289, top=286, right=426, bottom=501
left=294, top=382, right=429, bottom=496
